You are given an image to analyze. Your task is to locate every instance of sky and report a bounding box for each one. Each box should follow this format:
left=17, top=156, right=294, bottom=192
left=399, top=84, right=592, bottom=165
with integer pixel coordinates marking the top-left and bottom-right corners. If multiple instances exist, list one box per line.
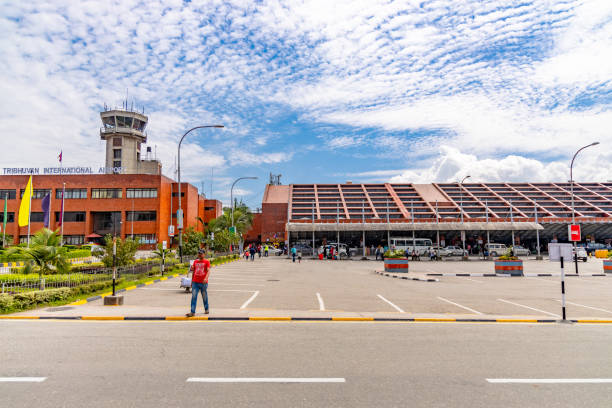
left=0, top=0, right=611, bottom=209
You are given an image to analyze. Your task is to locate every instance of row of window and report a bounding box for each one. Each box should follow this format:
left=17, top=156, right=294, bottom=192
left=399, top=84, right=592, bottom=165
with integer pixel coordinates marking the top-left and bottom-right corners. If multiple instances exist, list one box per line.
left=0, top=211, right=157, bottom=223
left=0, top=188, right=159, bottom=200
left=18, top=234, right=157, bottom=245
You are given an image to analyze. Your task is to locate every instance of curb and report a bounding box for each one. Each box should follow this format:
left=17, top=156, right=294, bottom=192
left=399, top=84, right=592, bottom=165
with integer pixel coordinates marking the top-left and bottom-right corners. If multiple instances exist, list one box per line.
left=2, top=315, right=612, bottom=324
left=424, top=273, right=610, bottom=277
left=376, top=271, right=438, bottom=282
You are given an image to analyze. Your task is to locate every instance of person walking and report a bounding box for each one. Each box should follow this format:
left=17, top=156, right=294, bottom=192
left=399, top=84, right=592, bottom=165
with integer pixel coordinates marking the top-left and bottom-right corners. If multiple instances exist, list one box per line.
left=257, top=244, right=262, bottom=258
left=264, top=244, right=269, bottom=257
left=291, top=245, right=297, bottom=262
left=249, top=244, right=256, bottom=261
left=186, top=249, right=211, bottom=317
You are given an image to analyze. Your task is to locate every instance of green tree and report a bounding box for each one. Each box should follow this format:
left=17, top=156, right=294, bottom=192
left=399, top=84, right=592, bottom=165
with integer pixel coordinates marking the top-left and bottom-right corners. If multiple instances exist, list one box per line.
left=93, top=235, right=140, bottom=267
left=205, top=202, right=254, bottom=252
left=182, top=227, right=205, bottom=255
left=152, top=242, right=174, bottom=260
left=7, top=228, right=70, bottom=277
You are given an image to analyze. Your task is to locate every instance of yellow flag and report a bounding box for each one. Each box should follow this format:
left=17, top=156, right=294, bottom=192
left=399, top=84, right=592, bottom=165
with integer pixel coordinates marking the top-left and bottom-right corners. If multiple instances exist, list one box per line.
left=18, top=175, right=33, bottom=227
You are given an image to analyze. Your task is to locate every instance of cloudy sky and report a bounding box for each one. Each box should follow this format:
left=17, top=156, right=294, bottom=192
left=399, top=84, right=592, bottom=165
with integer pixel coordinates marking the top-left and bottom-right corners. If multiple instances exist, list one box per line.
left=1, top=0, right=611, bottom=208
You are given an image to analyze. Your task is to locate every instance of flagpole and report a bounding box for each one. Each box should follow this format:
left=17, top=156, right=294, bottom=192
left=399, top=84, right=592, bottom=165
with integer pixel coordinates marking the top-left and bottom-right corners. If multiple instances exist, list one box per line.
left=27, top=176, right=33, bottom=247
left=60, top=182, right=65, bottom=246
left=2, top=193, right=6, bottom=247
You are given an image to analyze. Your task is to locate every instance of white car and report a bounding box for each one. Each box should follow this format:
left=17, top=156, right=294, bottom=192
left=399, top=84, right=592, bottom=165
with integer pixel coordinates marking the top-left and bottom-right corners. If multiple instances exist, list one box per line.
left=444, top=246, right=468, bottom=257
left=573, top=247, right=587, bottom=262
left=432, top=245, right=452, bottom=257
left=511, top=245, right=531, bottom=256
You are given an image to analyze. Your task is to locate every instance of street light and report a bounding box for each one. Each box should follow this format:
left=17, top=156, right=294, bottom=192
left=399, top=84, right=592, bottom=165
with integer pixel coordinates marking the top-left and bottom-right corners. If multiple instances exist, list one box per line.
left=569, top=141, right=599, bottom=274
left=230, top=176, right=258, bottom=250
left=460, top=175, right=471, bottom=258
left=177, top=125, right=224, bottom=262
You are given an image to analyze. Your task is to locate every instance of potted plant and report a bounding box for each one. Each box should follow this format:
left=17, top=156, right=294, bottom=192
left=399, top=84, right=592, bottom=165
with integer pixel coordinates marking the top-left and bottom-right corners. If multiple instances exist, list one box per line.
left=494, top=249, right=524, bottom=276
left=383, top=249, right=409, bottom=273
left=604, top=251, right=612, bottom=274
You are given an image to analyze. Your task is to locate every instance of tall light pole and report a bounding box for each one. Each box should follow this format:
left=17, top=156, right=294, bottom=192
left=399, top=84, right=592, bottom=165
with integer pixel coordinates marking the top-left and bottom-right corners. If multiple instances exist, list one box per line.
left=460, top=175, right=471, bottom=258
left=230, top=176, right=258, bottom=253
left=569, top=141, right=599, bottom=274
left=177, top=125, right=224, bottom=262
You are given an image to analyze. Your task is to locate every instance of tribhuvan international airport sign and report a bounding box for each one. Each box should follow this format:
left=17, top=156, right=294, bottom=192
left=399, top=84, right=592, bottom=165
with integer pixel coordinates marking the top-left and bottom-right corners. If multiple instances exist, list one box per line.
left=2, top=167, right=124, bottom=175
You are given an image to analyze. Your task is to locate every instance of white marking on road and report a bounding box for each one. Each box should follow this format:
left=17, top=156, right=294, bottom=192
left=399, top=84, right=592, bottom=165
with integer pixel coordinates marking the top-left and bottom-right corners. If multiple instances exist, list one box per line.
left=240, top=290, right=260, bottom=309
left=497, top=298, right=560, bottom=318
left=187, top=377, right=346, bottom=383
left=209, top=283, right=265, bottom=286
left=316, top=292, right=325, bottom=311
left=555, top=300, right=612, bottom=315
left=437, top=296, right=482, bottom=315
left=0, top=377, right=47, bottom=382
left=377, top=294, right=405, bottom=313
left=487, top=378, right=612, bottom=384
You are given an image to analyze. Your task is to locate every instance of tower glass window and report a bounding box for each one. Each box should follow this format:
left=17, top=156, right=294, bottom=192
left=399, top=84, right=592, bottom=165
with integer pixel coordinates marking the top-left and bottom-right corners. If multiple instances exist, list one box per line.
left=116, top=116, right=133, bottom=128
left=102, top=116, right=115, bottom=129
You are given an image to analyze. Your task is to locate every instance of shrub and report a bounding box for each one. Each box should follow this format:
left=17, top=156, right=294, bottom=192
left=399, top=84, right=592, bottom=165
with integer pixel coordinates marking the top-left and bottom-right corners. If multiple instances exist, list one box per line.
left=497, top=248, right=519, bottom=261
left=65, top=249, right=91, bottom=259
left=383, top=249, right=406, bottom=259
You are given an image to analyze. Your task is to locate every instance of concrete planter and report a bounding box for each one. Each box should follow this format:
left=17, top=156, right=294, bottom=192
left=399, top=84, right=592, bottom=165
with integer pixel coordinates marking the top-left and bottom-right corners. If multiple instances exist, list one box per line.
left=494, top=260, right=523, bottom=276
left=384, top=258, right=409, bottom=273
left=604, top=260, right=612, bottom=274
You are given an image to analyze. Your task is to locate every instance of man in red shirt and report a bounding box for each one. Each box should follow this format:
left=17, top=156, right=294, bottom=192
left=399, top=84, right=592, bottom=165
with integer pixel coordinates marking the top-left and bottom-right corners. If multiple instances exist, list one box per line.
left=186, top=249, right=211, bottom=317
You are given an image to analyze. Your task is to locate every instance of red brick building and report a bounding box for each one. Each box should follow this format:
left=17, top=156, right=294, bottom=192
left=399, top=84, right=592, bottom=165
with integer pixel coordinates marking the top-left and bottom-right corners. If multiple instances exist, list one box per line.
left=0, top=174, right=222, bottom=248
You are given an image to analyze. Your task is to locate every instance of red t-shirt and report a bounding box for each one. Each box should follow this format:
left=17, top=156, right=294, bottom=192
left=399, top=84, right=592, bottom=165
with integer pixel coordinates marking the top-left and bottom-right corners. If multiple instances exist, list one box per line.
left=191, top=259, right=211, bottom=283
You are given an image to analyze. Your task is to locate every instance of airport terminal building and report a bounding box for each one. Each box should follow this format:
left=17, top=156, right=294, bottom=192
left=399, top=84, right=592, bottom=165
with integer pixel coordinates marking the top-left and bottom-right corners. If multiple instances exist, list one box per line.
left=250, top=182, right=612, bottom=250
left=0, top=108, right=221, bottom=248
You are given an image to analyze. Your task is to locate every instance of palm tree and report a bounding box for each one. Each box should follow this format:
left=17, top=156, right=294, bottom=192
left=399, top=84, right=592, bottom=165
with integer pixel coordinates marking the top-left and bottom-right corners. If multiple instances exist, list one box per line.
left=7, top=228, right=70, bottom=278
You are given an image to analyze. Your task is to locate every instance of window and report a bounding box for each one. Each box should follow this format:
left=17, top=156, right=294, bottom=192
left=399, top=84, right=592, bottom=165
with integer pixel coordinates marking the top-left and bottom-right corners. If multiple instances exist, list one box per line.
left=56, top=189, right=87, bottom=199
left=113, top=149, right=122, bottom=159
left=171, top=192, right=185, bottom=197
left=55, top=212, right=85, bottom=222
left=20, top=189, right=51, bottom=199
left=133, top=119, right=146, bottom=131
left=204, top=206, right=215, bottom=211
left=127, top=211, right=156, bottom=221
left=19, top=236, right=29, bottom=244
left=0, top=212, right=14, bottom=223
left=113, top=137, right=122, bottom=147
left=126, top=188, right=158, bottom=198
left=30, top=212, right=45, bottom=223
left=113, top=161, right=121, bottom=168
left=132, top=234, right=156, bottom=244
left=91, top=188, right=122, bottom=199
left=63, top=235, right=84, bottom=245
left=116, top=116, right=133, bottom=128
left=102, top=116, right=115, bottom=129
left=0, top=189, right=16, bottom=199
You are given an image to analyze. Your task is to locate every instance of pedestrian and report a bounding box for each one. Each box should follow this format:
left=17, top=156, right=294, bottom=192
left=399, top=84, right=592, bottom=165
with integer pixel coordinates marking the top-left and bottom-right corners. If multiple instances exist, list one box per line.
left=249, top=245, right=256, bottom=261
left=298, top=251, right=302, bottom=263
left=257, top=244, right=262, bottom=258
left=411, top=249, right=418, bottom=261
left=186, top=249, right=211, bottom=317
left=429, top=247, right=436, bottom=261
left=264, top=244, right=269, bottom=257
left=244, top=248, right=249, bottom=260
left=375, top=245, right=381, bottom=260
left=291, top=245, right=297, bottom=262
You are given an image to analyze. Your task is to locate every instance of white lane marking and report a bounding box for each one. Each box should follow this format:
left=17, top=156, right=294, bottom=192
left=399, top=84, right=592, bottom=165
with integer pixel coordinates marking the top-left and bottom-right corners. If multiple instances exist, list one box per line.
left=316, top=293, right=325, bottom=311
left=527, top=277, right=557, bottom=284
left=487, top=378, right=612, bottom=384
left=555, top=300, right=612, bottom=315
left=187, top=377, right=345, bottom=383
left=437, top=296, right=482, bottom=315
left=497, top=298, right=561, bottom=318
left=209, top=283, right=265, bottom=286
left=240, top=291, right=260, bottom=309
left=0, top=377, right=47, bottom=382
left=377, top=294, right=405, bottom=313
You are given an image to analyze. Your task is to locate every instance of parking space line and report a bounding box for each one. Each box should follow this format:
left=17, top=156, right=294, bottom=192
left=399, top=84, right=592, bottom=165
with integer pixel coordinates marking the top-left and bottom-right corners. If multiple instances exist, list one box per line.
left=0, top=377, right=47, bottom=382
left=487, top=378, right=612, bottom=384
left=556, top=300, right=612, bottom=315
left=497, top=298, right=560, bottom=318
left=377, top=295, right=405, bottom=313
left=437, top=297, right=482, bottom=314
left=240, top=291, right=260, bottom=309
left=316, top=293, right=325, bottom=311
left=186, top=377, right=346, bottom=383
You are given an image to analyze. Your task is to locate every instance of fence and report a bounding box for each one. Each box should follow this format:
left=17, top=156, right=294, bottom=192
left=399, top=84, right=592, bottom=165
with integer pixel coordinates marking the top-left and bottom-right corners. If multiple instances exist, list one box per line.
left=0, top=260, right=168, bottom=295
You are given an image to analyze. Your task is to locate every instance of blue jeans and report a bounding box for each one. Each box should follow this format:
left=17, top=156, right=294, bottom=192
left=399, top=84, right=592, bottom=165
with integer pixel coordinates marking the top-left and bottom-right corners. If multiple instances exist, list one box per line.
left=191, top=282, right=209, bottom=313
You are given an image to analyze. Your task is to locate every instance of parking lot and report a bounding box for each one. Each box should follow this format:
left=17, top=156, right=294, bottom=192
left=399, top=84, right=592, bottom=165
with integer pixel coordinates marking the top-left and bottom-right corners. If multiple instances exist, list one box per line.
left=13, top=256, right=612, bottom=320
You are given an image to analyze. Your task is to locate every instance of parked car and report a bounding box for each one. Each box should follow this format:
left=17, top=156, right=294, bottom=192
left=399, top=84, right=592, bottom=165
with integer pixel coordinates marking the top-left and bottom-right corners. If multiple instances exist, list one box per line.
left=267, top=246, right=283, bottom=256
left=444, top=246, right=467, bottom=257
left=573, top=247, right=588, bottom=262
left=320, top=242, right=350, bottom=259
left=484, top=243, right=508, bottom=257
left=294, top=243, right=314, bottom=256
left=432, top=245, right=452, bottom=257
left=511, top=245, right=531, bottom=256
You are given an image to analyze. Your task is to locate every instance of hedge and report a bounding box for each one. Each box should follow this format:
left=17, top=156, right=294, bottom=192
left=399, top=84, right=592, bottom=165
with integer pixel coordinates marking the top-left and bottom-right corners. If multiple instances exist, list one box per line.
left=65, top=249, right=92, bottom=259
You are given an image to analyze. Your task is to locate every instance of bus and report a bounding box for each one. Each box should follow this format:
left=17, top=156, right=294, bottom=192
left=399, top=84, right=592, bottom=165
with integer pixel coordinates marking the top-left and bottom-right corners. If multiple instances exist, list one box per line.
left=390, top=237, right=433, bottom=255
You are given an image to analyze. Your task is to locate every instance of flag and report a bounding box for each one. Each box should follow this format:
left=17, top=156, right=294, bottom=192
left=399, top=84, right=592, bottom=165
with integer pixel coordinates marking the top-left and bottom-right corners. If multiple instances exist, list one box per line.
left=41, top=193, right=50, bottom=228
left=58, top=151, right=62, bottom=163
left=2, top=193, right=7, bottom=233
left=58, top=189, right=64, bottom=227
left=18, top=176, right=33, bottom=227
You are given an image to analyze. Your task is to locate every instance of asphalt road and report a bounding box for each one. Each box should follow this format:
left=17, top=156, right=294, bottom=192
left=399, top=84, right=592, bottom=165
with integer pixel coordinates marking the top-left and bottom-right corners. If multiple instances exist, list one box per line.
left=2, top=320, right=612, bottom=407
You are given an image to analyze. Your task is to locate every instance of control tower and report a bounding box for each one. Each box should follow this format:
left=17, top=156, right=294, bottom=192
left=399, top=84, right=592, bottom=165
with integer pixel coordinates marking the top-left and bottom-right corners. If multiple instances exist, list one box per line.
left=100, top=107, right=161, bottom=175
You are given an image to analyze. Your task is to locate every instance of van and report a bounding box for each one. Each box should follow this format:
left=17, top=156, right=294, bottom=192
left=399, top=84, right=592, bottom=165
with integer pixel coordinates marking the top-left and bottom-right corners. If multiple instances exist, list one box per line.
left=484, top=243, right=507, bottom=257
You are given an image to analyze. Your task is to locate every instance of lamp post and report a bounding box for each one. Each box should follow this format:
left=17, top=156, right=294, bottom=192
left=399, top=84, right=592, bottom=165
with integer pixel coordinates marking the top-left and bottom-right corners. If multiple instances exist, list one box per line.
left=569, top=142, right=599, bottom=274
left=177, top=125, right=224, bottom=262
left=460, top=175, right=471, bottom=258
left=230, top=176, right=258, bottom=252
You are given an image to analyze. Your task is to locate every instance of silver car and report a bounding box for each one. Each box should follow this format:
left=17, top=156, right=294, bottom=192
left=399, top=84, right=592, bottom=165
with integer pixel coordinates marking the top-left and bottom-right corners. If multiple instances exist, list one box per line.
left=511, top=245, right=531, bottom=256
